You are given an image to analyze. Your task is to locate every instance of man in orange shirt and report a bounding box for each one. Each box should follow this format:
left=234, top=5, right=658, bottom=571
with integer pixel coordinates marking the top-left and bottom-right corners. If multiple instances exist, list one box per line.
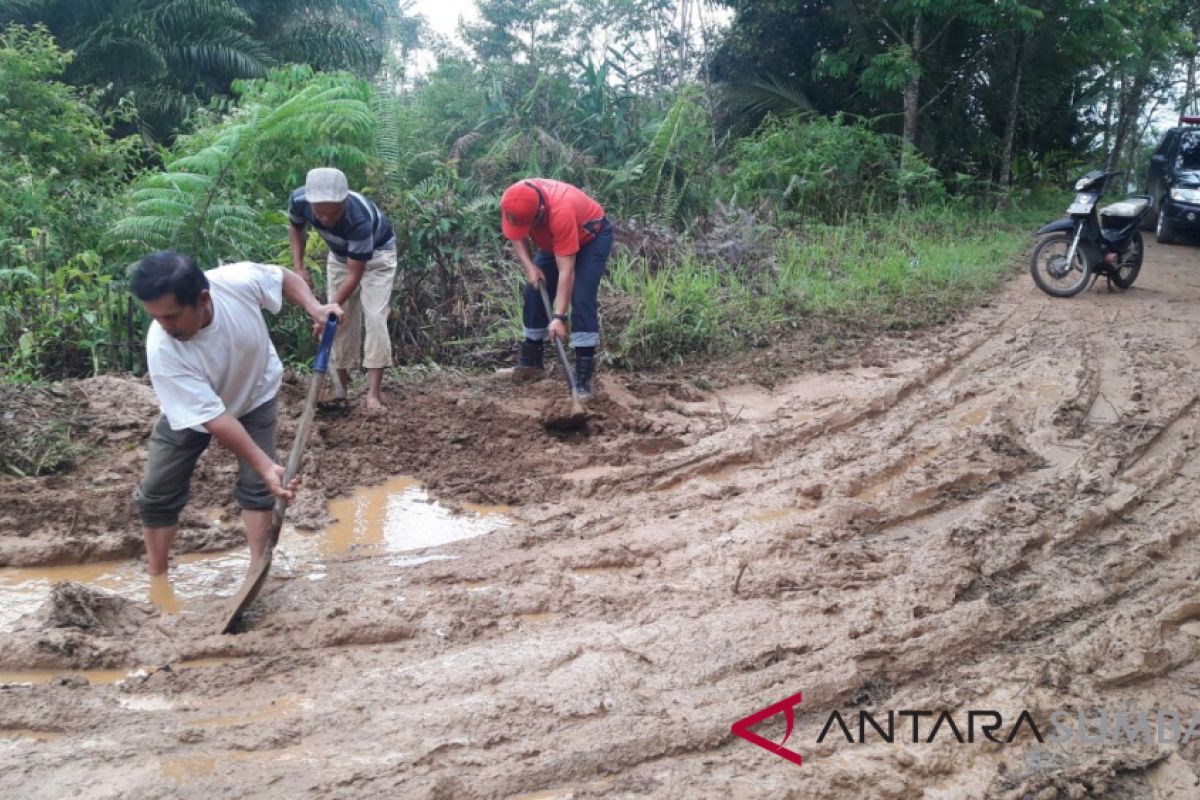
left=499, top=179, right=613, bottom=400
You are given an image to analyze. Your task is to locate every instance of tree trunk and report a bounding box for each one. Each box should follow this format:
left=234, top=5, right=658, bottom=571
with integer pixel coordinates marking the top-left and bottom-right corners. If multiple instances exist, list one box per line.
left=902, top=13, right=923, bottom=148
left=996, top=33, right=1028, bottom=211
left=1128, top=95, right=1165, bottom=186
left=677, top=0, right=691, bottom=88
left=650, top=5, right=666, bottom=95
left=1106, top=69, right=1146, bottom=174
left=1184, top=48, right=1198, bottom=115
left=1100, top=84, right=1114, bottom=157
left=899, top=13, right=923, bottom=209
left=1187, top=14, right=1200, bottom=115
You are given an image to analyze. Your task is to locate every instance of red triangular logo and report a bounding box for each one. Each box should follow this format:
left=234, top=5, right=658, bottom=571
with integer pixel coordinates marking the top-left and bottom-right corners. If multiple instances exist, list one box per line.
left=731, top=691, right=804, bottom=766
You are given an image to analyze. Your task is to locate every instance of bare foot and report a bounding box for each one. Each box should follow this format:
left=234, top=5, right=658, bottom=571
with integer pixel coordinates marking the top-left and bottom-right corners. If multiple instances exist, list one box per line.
left=148, top=574, right=182, bottom=615
left=364, top=395, right=386, bottom=415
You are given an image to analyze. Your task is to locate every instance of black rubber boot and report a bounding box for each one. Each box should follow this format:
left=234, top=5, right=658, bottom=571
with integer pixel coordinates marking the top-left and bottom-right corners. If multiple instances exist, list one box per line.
left=573, top=353, right=595, bottom=401
left=514, top=338, right=544, bottom=379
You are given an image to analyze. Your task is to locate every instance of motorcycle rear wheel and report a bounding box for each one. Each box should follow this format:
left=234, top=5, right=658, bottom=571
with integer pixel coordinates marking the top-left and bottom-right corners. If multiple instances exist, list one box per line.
left=1030, top=233, right=1091, bottom=297
left=1110, top=231, right=1143, bottom=289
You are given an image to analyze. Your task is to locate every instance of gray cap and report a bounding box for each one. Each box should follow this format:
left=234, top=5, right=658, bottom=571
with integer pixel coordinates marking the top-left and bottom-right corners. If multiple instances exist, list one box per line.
left=305, top=167, right=349, bottom=203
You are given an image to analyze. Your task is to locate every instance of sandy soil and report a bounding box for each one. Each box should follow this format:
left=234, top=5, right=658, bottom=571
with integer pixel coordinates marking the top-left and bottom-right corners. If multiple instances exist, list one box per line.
left=3, top=239, right=1200, bottom=798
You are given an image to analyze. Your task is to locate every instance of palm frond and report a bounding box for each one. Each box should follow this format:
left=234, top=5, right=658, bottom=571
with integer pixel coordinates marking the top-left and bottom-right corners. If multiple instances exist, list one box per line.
left=269, top=16, right=382, bottom=74
left=150, top=0, right=255, bottom=32
left=715, top=75, right=815, bottom=119
left=160, top=34, right=271, bottom=79
left=0, top=0, right=57, bottom=24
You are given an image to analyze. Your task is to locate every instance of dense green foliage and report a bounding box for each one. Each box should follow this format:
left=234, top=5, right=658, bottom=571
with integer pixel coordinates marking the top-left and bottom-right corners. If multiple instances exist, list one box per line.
left=0, top=25, right=141, bottom=379
left=723, top=115, right=944, bottom=222
left=0, top=2, right=1197, bottom=386
left=606, top=210, right=1036, bottom=365
left=109, top=66, right=375, bottom=265
left=0, top=0, right=397, bottom=138
left=712, top=0, right=1200, bottom=188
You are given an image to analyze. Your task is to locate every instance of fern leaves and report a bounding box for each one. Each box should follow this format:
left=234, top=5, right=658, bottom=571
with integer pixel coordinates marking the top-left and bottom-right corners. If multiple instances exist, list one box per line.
left=109, top=68, right=373, bottom=265
left=611, top=88, right=713, bottom=227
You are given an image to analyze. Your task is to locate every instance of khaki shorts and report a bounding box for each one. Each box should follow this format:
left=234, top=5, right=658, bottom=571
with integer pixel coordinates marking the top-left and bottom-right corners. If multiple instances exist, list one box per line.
left=327, top=248, right=398, bottom=370
left=132, top=398, right=277, bottom=527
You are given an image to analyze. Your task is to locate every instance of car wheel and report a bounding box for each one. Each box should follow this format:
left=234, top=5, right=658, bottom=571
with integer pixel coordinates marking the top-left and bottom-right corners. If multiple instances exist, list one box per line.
left=1156, top=202, right=1177, bottom=245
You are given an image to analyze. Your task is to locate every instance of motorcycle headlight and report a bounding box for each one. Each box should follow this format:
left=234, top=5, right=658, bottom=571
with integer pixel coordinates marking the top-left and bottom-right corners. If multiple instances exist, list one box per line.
left=1170, top=186, right=1200, bottom=204
left=1075, top=177, right=1090, bottom=190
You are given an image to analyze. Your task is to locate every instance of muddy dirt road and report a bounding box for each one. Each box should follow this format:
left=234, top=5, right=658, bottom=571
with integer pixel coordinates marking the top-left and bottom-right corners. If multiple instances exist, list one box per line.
left=4, top=240, right=1200, bottom=798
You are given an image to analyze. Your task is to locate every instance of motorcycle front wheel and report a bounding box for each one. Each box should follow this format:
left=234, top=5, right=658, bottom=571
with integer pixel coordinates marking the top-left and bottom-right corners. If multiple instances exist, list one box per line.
left=1030, top=233, right=1091, bottom=297
left=1110, top=231, right=1143, bottom=289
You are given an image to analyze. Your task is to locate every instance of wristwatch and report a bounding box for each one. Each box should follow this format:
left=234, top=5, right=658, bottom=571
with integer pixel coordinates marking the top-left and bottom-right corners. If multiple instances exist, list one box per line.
left=552, top=313, right=569, bottom=323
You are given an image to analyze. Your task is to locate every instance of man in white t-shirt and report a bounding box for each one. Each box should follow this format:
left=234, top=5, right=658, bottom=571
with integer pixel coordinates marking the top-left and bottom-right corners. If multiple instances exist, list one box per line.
left=130, top=251, right=342, bottom=575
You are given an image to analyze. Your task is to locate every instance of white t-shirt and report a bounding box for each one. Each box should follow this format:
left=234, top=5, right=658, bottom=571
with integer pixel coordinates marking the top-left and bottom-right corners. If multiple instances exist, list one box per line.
left=146, top=262, right=285, bottom=432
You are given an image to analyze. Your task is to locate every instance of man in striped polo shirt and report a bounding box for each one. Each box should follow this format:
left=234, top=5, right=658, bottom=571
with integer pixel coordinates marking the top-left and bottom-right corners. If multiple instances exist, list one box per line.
left=288, top=167, right=397, bottom=414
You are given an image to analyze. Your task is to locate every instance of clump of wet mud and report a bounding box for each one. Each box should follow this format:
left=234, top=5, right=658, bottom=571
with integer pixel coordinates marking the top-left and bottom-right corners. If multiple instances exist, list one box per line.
left=294, top=372, right=667, bottom=516
left=0, top=583, right=154, bottom=671
left=38, top=582, right=154, bottom=635
left=538, top=397, right=588, bottom=431
left=0, top=375, right=248, bottom=568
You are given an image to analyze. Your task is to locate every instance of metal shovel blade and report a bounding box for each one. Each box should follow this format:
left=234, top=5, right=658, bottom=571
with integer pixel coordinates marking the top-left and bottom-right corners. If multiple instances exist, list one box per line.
left=219, top=551, right=273, bottom=634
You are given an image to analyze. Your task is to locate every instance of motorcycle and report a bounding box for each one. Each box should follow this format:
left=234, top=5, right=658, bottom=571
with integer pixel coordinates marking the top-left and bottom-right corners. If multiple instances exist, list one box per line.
left=1030, top=170, right=1150, bottom=297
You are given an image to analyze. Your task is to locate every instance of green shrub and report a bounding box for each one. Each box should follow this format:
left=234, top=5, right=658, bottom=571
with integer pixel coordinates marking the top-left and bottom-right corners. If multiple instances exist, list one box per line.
left=723, top=114, right=945, bottom=222
left=604, top=249, right=760, bottom=365
left=0, top=25, right=142, bottom=379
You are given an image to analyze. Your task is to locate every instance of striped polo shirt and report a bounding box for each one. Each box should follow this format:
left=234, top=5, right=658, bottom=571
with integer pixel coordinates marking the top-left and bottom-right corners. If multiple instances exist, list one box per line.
left=287, top=188, right=396, bottom=262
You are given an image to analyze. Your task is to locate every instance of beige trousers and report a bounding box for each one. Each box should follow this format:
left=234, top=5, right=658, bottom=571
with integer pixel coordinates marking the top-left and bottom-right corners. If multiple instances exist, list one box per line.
left=326, top=248, right=397, bottom=370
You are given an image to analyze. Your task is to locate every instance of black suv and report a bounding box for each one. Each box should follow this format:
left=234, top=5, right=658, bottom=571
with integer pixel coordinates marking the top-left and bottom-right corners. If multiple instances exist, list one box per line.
left=1146, top=115, right=1200, bottom=244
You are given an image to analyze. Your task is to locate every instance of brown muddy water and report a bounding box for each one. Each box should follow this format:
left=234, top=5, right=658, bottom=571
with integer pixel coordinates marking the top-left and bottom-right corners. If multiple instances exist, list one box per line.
left=0, top=476, right=512, bottom=660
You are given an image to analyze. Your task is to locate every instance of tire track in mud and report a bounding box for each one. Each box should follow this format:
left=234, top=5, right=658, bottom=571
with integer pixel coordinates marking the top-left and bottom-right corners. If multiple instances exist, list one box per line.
left=467, top=244, right=1200, bottom=798
left=350, top=260, right=1195, bottom=796
left=6, top=241, right=1200, bottom=798
left=672, top=247, right=1200, bottom=798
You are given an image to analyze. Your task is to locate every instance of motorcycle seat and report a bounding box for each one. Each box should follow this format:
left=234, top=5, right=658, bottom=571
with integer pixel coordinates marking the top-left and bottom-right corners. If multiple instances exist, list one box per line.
left=1099, top=198, right=1149, bottom=219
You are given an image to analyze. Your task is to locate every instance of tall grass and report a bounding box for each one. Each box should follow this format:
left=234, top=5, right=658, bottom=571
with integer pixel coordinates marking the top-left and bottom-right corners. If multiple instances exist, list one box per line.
left=597, top=204, right=1043, bottom=367
left=771, top=211, right=1029, bottom=326
left=606, top=250, right=759, bottom=364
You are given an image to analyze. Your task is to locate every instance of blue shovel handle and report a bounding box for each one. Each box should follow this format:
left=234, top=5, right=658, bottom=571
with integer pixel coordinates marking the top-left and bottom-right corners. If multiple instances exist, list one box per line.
left=313, top=314, right=339, bottom=374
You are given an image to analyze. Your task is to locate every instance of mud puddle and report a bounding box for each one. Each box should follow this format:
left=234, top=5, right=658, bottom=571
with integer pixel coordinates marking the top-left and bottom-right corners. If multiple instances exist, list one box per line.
left=160, top=747, right=312, bottom=785
left=0, top=657, right=237, bottom=687
left=0, top=476, right=512, bottom=632
left=0, top=730, right=65, bottom=742
left=319, top=475, right=511, bottom=560
left=0, top=552, right=254, bottom=629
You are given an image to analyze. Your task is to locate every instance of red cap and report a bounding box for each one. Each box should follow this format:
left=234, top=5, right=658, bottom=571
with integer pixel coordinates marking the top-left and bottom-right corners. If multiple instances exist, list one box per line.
left=501, top=182, right=540, bottom=240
